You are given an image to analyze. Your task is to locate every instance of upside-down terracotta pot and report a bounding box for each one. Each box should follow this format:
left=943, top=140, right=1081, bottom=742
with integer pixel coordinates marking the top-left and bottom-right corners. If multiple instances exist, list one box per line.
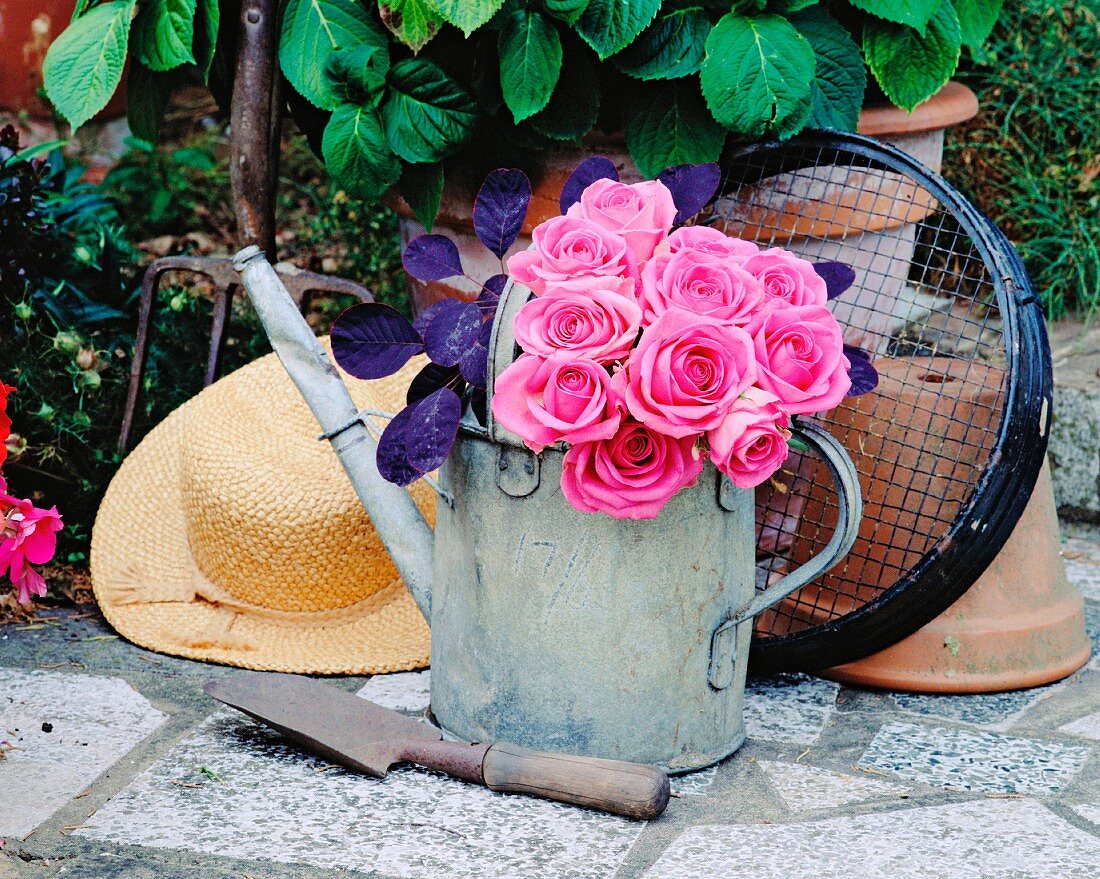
left=389, top=82, right=979, bottom=321
left=822, top=459, right=1090, bottom=692
left=756, top=355, right=1002, bottom=636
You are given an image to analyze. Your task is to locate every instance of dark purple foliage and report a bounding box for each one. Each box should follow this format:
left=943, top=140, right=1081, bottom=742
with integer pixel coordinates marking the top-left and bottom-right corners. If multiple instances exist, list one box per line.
left=376, top=404, right=423, bottom=486
left=459, top=318, right=493, bottom=388
left=559, top=156, right=619, bottom=213
left=412, top=298, right=451, bottom=337
left=474, top=169, right=532, bottom=259
left=657, top=163, right=721, bottom=225
left=814, top=261, right=857, bottom=300
left=407, top=361, right=465, bottom=406
left=331, top=302, right=425, bottom=380
left=477, top=273, right=508, bottom=315
left=843, top=344, right=879, bottom=396
left=402, top=234, right=464, bottom=281
left=405, top=387, right=462, bottom=473
left=469, top=386, right=487, bottom=426
left=422, top=299, right=483, bottom=367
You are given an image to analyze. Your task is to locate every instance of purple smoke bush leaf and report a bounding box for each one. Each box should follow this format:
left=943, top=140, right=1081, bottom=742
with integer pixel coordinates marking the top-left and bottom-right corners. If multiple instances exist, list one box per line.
left=559, top=156, right=619, bottom=213
left=843, top=344, right=879, bottom=396
left=407, top=361, right=465, bottom=406
left=331, top=303, right=425, bottom=380
left=405, top=387, right=462, bottom=473
left=422, top=298, right=483, bottom=367
left=477, top=273, right=508, bottom=315
left=474, top=169, right=532, bottom=258
left=402, top=234, right=464, bottom=281
left=815, top=261, right=857, bottom=300
left=376, top=404, right=423, bottom=486
left=657, top=163, right=721, bottom=225
left=459, top=317, right=493, bottom=387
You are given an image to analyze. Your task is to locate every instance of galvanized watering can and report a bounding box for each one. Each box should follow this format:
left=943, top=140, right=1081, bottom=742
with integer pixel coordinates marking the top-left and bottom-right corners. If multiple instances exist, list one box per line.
left=234, top=245, right=862, bottom=772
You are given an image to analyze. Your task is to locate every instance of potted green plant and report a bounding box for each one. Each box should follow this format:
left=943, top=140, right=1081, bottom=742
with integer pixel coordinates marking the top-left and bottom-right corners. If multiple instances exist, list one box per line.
left=42, top=0, right=997, bottom=310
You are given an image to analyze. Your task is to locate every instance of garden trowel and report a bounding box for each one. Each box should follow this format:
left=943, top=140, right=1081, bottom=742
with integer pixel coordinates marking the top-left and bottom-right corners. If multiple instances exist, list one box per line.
left=204, top=673, right=670, bottom=820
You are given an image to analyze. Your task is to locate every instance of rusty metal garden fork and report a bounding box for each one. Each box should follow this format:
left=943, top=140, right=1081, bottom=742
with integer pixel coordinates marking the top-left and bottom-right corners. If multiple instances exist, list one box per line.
left=119, top=0, right=373, bottom=452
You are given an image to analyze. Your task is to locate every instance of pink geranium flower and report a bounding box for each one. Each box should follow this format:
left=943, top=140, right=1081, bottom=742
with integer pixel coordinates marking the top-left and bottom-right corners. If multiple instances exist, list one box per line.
left=0, top=494, right=63, bottom=605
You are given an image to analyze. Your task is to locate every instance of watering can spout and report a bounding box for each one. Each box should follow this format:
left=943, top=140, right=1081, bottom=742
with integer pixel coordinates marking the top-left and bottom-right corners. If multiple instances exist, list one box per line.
left=232, top=246, right=436, bottom=619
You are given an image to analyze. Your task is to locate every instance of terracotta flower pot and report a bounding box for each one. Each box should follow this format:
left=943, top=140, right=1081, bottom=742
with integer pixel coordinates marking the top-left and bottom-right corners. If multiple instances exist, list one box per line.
left=0, top=1, right=127, bottom=120
left=390, top=82, right=978, bottom=319
left=821, top=460, right=1090, bottom=693
left=757, top=356, right=1002, bottom=637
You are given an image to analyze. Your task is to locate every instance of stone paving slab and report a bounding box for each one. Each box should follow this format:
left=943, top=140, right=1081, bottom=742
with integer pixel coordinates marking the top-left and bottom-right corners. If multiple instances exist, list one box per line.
left=857, top=720, right=1091, bottom=794
left=0, top=670, right=167, bottom=837
left=1060, top=710, right=1100, bottom=741
left=77, top=711, right=646, bottom=879
left=756, top=760, right=909, bottom=812
left=0, top=523, right=1096, bottom=878
left=642, top=799, right=1100, bottom=879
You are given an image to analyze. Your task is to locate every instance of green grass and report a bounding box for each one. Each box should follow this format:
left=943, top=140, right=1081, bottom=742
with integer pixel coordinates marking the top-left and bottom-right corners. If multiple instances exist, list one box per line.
left=946, top=1, right=1100, bottom=320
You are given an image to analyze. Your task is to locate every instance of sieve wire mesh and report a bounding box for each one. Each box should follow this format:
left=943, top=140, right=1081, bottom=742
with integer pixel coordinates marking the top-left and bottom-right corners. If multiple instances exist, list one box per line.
left=701, top=143, right=1009, bottom=643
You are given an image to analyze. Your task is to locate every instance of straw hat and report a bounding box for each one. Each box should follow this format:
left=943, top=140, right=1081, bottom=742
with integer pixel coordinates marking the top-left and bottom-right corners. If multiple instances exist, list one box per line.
left=90, top=342, right=435, bottom=674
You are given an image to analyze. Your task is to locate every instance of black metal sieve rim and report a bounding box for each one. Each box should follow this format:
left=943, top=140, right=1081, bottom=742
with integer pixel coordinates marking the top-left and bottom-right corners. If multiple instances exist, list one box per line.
left=722, top=132, right=1053, bottom=674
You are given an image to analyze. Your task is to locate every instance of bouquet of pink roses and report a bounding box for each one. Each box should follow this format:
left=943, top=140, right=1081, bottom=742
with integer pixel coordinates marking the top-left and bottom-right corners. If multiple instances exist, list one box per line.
left=331, top=159, right=874, bottom=521
left=0, top=383, right=63, bottom=605
left=491, top=179, right=856, bottom=519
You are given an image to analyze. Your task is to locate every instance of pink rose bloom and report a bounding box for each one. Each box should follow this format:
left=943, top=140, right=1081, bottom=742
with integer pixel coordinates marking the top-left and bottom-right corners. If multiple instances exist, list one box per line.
left=614, top=308, right=757, bottom=438
left=514, top=278, right=642, bottom=364
left=663, top=225, right=760, bottom=262
left=707, top=388, right=791, bottom=489
left=640, top=248, right=765, bottom=326
left=0, top=495, right=63, bottom=605
left=491, top=354, right=623, bottom=453
left=741, top=248, right=828, bottom=307
left=561, top=420, right=704, bottom=519
left=507, top=216, right=637, bottom=294
left=566, top=178, right=677, bottom=263
left=747, top=302, right=852, bottom=415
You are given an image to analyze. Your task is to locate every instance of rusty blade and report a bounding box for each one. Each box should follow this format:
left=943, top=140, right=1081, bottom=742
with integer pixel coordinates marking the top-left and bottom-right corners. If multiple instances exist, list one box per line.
left=203, top=673, right=441, bottom=777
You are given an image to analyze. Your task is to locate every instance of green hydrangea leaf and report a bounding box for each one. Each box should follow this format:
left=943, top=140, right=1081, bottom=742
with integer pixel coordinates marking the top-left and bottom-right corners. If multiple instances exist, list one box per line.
left=498, top=8, right=562, bottom=122
left=42, top=0, right=136, bottom=131
left=544, top=0, right=590, bottom=26
left=397, top=161, right=444, bottom=230
left=529, top=41, right=600, bottom=140
left=133, top=0, right=196, bottom=72
left=847, top=0, right=940, bottom=33
left=864, top=0, right=961, bottom=111
left=322, top=104, right=402, bottom=200
left=624, top=79, right=726, bottom=178
left=700, top=13, right=815, bottom=139
left=793, top=7, right=865, bottom=131
left=953, top=0, right=1003, bottom=49
left=429, top=0, right=505, bottom=36
left=613, top=7, right=711, bottom=81
left=327, top=45, right=389, bottom=105
left=126, top=62, right=173, bottom=143
left=193, top=0, right=220, bottom=80
left=767, top=0, right=819, bottom=12
left=381, top=58, right=478, bottom=163
left=576, top=0, right=661, bottom=60
left=280, top=0, right=388, bottom=110
left=379, top=0, right=443, bottom=52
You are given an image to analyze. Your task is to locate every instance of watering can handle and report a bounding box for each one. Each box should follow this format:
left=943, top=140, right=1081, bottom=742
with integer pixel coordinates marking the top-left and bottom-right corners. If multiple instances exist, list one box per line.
left=708, top=421, right=862, bottom=688
left=485, top=277, right=536, bottom=449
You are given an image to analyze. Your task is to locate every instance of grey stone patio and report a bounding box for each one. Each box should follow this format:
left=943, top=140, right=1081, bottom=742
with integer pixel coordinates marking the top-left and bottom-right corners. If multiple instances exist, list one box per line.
left=1, top=525, right=1099, bottom=879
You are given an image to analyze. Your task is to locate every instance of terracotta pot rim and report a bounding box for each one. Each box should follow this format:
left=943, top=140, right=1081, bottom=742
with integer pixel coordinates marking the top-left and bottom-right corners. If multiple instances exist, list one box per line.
left=857, top=81, right=979, bottom=138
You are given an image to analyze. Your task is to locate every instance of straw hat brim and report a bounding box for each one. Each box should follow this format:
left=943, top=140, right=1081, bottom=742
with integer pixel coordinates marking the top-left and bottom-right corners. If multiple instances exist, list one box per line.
left=90, top=346, right=433, bottom=675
